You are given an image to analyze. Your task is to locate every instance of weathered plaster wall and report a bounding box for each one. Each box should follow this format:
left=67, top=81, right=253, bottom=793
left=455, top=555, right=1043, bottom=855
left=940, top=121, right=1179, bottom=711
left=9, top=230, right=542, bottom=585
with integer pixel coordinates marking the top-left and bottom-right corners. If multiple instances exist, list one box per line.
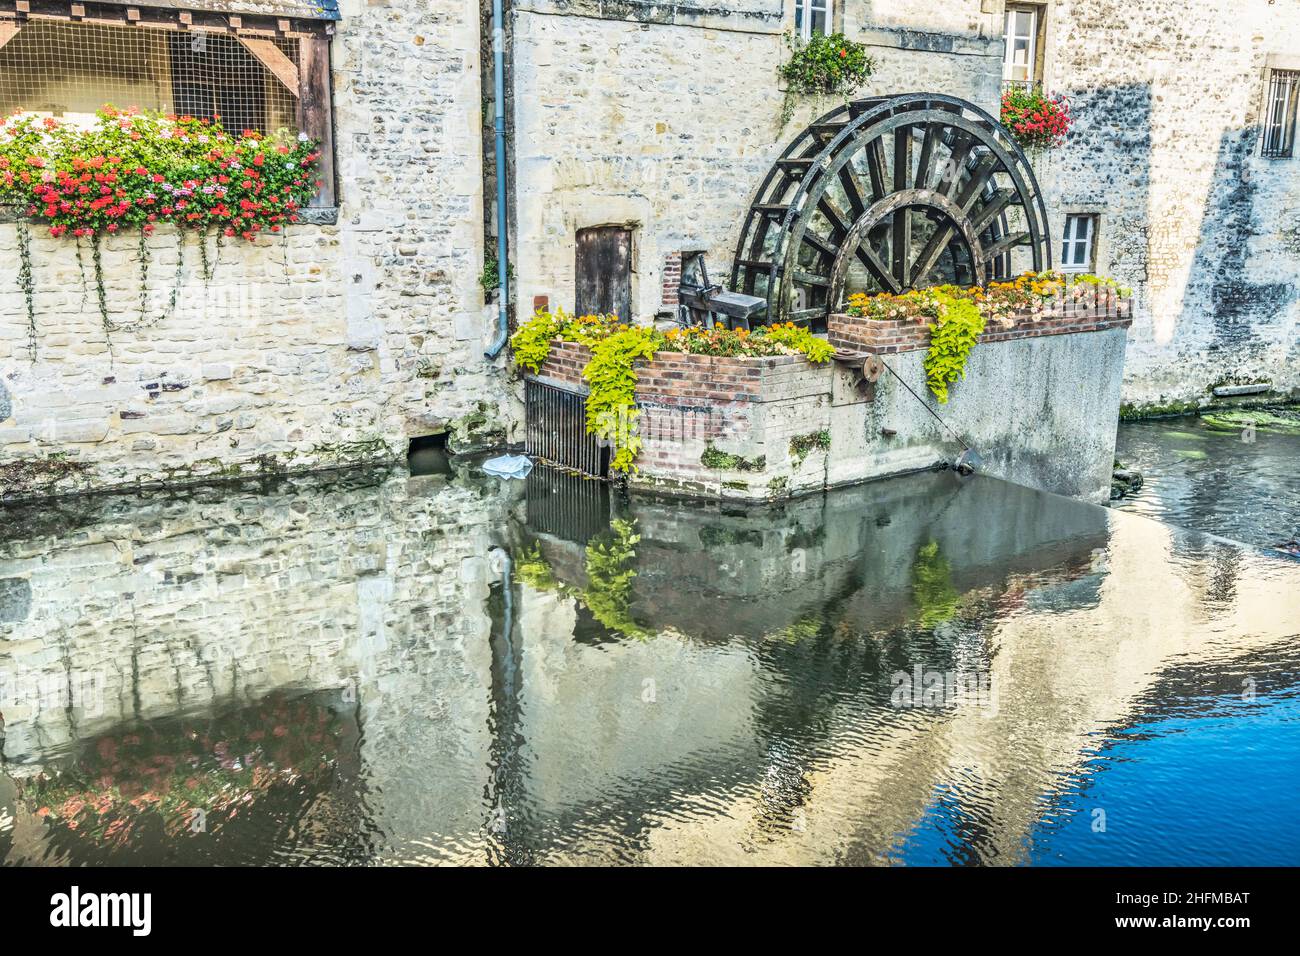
left=1035, top=0, right=1300, bottom=406
left=510, top=1, right=1001, bottom=321
left=0, top=1, right=510, bottom=497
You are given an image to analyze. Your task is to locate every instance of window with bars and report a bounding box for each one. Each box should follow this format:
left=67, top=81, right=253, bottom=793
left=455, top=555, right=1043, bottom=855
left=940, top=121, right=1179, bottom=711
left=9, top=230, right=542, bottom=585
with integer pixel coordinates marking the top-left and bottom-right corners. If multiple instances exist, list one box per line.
left=1261, top=69, right=1298, bottom=159
left=1059, top=214, right=1095, bottom=273
left=794, top=0, right=832, bottom=40
left=0, top=2, right=336, bottom=204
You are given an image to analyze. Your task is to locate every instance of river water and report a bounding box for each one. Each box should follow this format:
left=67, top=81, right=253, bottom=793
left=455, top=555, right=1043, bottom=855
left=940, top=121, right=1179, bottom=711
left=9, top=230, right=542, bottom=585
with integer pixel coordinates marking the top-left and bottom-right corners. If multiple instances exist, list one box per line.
left=1, top=459, right=1298, bottom=865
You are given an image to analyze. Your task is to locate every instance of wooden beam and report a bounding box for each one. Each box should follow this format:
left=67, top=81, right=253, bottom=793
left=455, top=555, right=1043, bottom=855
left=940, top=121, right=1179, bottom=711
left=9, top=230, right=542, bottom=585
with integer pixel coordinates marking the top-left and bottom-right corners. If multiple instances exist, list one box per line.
left=237, top=36, right=299, bottom=97
left=0, top=19, right=19, bottom=51
left=296, top=32, right=335, bottom=207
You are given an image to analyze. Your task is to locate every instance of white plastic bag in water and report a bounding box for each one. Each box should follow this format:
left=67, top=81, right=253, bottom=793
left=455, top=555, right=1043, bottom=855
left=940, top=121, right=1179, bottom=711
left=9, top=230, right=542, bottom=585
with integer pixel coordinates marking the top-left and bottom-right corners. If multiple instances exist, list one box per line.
left=482, top=454, right=534, bottom=480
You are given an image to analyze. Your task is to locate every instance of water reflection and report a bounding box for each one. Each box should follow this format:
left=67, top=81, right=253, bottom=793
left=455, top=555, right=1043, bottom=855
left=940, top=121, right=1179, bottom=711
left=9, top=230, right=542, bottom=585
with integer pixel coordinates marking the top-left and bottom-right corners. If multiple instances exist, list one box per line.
left=1, top=462, right=1297, bottom=865
left=1114, top=414, right=1300, bottom=550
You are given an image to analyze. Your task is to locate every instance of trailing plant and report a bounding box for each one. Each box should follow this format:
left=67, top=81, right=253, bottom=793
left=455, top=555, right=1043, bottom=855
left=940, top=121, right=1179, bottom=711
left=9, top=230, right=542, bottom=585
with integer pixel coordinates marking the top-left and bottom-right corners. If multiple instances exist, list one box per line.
left=15, top=217, right=35, bottom=359
left=510, top=309, right=834, bottom=473
left=790, top=429, right=831, bottom=464
left=779, top=32, right=874, bottom=126
left=1000, top=85, right=1072, bottom=151
left=921, top=293, right=984, bottom=404
left=512, top=523, right=650, bottom=640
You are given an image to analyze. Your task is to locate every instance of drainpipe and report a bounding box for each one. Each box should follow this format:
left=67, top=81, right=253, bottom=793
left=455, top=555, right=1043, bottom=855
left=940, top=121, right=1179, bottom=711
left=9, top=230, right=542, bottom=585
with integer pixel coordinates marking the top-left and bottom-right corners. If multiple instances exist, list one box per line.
left=484, top=0, right=510, bottom=360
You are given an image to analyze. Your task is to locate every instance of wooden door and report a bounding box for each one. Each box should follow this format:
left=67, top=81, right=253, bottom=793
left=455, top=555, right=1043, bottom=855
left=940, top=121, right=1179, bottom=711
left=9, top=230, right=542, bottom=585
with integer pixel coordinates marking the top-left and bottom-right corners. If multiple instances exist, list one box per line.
left=575, top=226, right=632, bottom=321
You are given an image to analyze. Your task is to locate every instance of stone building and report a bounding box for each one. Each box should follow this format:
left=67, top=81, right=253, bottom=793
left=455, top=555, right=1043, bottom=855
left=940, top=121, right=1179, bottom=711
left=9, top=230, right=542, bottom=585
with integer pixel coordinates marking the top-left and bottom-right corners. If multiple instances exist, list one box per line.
left=509, top=0, right=1300, bottom=409
left=1, top=0, right=1297, bottom=494
left=0, top=0, right=504, bottom=495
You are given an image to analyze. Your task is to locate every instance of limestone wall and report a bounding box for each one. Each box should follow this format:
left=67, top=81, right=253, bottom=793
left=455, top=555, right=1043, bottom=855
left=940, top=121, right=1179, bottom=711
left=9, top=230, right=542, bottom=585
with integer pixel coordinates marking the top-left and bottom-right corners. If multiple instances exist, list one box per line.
left=510, top=1, right=1001, bottom=322
left=1032, top=0, right=1300, bottom=406
left=0, top=1, right=511, bottom=497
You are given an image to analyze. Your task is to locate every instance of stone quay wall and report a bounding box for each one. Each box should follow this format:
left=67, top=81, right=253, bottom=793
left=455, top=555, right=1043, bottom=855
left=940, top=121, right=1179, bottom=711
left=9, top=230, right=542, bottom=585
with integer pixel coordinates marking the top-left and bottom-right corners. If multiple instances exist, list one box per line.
left=527, top=293, right=1132, bottom=502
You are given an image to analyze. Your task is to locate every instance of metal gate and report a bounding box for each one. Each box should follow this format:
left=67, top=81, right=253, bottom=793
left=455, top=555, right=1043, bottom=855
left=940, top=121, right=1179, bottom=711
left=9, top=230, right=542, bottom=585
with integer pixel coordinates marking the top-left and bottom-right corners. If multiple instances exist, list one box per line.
left=524, top=378, right=607, bottom=478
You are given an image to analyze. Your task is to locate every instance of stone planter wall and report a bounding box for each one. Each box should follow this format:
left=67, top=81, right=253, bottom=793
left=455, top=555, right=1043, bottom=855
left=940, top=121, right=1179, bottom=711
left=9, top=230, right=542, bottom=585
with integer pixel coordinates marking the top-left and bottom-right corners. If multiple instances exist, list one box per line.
left=527, top=294, right=1134, bottom=503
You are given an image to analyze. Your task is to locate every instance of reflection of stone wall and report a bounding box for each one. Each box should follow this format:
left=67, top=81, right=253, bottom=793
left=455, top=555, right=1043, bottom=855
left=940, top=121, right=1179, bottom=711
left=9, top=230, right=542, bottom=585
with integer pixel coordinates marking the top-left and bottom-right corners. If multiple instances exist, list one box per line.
left=0, top=469, right=510, bottom=781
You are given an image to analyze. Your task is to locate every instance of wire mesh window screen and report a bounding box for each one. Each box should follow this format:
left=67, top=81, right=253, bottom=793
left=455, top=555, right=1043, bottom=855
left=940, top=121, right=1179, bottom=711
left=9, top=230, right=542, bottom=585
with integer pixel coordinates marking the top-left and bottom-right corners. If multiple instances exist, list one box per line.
left=0, top=19, right=301, bottom=137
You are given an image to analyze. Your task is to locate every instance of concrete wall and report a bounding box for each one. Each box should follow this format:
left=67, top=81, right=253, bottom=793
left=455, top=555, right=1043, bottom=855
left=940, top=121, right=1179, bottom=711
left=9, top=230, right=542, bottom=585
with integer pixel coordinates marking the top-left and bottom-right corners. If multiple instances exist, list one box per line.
left=0, top=1, right=511, bottom=497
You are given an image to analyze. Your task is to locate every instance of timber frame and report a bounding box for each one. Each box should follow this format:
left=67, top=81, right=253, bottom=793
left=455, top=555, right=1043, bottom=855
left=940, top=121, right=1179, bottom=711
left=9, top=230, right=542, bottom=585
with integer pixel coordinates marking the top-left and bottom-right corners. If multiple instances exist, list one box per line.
left=0, top=0, right=337, bottom=206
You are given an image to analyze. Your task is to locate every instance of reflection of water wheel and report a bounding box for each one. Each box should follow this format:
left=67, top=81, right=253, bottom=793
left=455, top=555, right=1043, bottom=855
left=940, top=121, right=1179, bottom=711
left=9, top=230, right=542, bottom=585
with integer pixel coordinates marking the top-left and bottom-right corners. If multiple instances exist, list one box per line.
left=731, top=93, right=1052, bottom=330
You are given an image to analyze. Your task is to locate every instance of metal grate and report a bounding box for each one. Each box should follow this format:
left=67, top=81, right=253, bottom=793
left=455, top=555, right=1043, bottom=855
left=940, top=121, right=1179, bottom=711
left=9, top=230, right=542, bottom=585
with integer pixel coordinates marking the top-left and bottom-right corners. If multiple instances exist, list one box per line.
left=524, top=468, right=612, bottom=545
left=524, top=378, right=607, bottom=478
left=1262, top=70, right=1298, bottom=159
left=0, top=19, right=300, bottom=136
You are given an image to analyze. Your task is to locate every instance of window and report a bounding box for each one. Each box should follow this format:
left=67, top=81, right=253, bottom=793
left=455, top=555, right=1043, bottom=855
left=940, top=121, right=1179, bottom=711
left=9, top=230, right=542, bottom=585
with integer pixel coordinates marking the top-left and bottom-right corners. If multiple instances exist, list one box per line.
left=795, top=0, right=833, bottom=40
left=1059, top=215, right=1095, bottom=273
left=0, top=3, right=337, bottom=205
left=1002, top=4, right=1040, bottom=89
left=1261, top=69, right=1298, bottom=158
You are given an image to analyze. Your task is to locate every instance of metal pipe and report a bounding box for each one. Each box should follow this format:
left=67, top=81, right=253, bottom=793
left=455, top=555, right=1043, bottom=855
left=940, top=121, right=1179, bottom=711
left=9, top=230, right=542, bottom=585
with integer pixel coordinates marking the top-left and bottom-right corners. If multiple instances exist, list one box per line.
left=484, top=0, right=510, bottom=359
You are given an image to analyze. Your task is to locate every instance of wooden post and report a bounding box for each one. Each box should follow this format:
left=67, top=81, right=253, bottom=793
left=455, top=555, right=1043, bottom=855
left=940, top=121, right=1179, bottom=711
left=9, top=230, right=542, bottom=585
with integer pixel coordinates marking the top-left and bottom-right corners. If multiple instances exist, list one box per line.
left=296, top=33, right=335, bottom=208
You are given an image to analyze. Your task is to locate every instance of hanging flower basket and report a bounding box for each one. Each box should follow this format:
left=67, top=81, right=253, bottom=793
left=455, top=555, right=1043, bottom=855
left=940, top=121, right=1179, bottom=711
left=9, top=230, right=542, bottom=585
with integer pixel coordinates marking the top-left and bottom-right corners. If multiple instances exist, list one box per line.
left=1000, top=86, right=1073, bottom=151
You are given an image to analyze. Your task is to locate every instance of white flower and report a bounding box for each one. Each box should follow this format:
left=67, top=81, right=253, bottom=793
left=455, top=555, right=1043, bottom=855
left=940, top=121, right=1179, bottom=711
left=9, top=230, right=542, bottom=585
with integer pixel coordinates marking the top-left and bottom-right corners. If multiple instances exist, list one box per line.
left=297, top=131, right=309, bottom=142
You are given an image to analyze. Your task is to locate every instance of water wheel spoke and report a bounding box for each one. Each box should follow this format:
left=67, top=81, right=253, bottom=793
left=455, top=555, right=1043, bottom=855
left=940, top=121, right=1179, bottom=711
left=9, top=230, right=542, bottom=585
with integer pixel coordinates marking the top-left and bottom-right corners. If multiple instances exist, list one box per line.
left=891, top=129, right=912, bottom=286
left=866, top=138, right=888, bottom=201
left=915, top=123, right=941, bottom=190
left=970, top=187, right=1018, bottom=234
left=800, top=231, right=839, bottom=261
left=982, top=231, right=1030, bottom=262
left=838, top=163, right=870, bottom=220
left=910, top=223, right=952, bottom=287
left=956, top=153, right=999, bottom=212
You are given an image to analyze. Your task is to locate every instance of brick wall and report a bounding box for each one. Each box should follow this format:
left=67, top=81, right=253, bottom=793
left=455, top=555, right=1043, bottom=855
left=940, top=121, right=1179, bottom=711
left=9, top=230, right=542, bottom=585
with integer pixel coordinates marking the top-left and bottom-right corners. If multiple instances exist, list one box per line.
left=661, top=252, right=682, bottom=308
left=829, top=291, right=1134, bottom=354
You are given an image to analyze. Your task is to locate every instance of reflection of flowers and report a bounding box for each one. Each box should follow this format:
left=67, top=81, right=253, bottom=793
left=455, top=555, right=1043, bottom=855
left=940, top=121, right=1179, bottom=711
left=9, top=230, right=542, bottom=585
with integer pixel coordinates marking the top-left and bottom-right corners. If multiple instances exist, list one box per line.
left=17, top=694, right=343, bottom=847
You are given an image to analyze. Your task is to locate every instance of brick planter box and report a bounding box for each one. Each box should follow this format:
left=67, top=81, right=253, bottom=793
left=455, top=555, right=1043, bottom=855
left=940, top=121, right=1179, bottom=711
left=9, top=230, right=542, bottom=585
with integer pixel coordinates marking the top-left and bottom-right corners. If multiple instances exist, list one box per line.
left=524, top=291, right=1134, bottom=503
left=829, top=287, right=1132, bottom=354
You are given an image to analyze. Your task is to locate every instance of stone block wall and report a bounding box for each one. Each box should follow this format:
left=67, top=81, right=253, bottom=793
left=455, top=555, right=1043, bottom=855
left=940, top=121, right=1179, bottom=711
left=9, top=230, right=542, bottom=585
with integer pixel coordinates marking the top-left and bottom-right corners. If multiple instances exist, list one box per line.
left=0, top=1, right=511, bottom=498
left=510, top=0, right=1002, bottom=322
left=1034, top=0, right=1300, bottom=407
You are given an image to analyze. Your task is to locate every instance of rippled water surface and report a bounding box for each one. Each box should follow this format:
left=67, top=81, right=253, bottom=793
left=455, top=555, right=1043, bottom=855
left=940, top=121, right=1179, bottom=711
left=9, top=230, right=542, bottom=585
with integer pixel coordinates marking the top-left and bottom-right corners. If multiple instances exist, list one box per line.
left=1114, top=414, right=1300, bottom=551
left=1, top=464, right=1297, bottom=865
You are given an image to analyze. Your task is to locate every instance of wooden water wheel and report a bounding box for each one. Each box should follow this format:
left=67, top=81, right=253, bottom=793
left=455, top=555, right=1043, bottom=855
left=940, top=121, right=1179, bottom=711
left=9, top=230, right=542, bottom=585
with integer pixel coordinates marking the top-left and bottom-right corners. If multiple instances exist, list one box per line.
left=730, top=93, right=1052, bottom=329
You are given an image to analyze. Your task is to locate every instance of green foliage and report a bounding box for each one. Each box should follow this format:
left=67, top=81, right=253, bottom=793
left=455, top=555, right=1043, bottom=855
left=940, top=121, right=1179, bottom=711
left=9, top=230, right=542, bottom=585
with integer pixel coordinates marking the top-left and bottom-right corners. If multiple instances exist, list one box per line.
left=510, top=311, right=834, bottom=473
left=479, top=253, right=514, bottom=295
left=779, top=32, right=874, bottom=97
left=582, top=519, right=650, bottom=639
left=701, top=444, right=766, bottom=472
left=910, top=541, right=961, bottom=627
left=922, top=294, right=985, bottom=404
left=789, top=429, right=831, bottom=464
left=512, top=522, right=650, bottom=640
